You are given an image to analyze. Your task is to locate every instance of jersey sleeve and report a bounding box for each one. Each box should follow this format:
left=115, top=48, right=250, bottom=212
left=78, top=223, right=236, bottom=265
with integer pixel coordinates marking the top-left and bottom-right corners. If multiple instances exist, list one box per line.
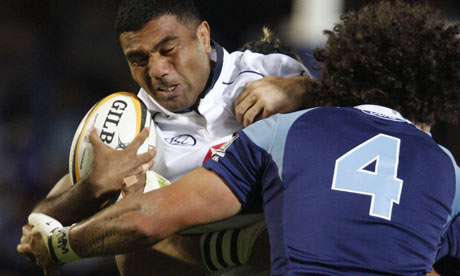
left=238, top=51, right=309, bottom=78
left=203, top=131, right=267, bottom=209
left=202, top=113, right=284, bottom=208
left=436, top=146, right=460, bottom=260
left=203, top=110, right=313, bottom=209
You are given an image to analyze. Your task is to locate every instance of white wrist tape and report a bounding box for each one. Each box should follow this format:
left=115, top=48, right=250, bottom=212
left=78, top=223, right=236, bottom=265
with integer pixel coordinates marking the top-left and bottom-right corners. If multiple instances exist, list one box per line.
left=48, top=225, right=80, bottom=263
left=28, top=213, right=63, bottom=252
left=200, top=220, right=266, bottom=272
left=28, top=213, right=80, bottom=263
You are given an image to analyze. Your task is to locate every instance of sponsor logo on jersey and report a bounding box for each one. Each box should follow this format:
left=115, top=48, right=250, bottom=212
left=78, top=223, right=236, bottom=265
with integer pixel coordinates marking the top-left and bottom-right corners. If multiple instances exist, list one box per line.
left=165, top=134, right=197, bottom=146
left=210, top=134, right=239, bottom=162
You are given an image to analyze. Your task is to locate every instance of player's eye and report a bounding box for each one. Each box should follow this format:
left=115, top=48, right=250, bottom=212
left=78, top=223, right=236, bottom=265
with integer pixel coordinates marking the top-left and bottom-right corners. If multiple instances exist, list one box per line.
left=130, top=58, right=148, bottom=67
left=160, top=46, right=175, bottom=55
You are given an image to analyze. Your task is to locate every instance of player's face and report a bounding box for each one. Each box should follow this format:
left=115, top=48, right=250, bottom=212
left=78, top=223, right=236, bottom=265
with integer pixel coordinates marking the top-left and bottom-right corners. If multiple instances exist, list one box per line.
left=119, top=15, right=212, bottom=112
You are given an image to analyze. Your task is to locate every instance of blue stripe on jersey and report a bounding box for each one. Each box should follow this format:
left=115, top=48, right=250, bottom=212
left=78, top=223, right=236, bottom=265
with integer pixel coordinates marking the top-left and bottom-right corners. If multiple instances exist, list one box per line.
left=242, top=109, right=316, bottom=180
left=439, top=145, right=460, bottom=224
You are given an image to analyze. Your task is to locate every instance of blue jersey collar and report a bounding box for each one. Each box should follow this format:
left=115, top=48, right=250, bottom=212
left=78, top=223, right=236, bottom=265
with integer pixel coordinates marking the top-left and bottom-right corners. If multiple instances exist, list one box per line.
left=176, top=40, right=224, bottom=113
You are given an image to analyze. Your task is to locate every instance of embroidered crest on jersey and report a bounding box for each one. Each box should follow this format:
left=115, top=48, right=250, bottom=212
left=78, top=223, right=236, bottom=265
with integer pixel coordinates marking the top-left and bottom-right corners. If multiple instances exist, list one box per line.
left=165, top=134, right=197, bottom=146
left=202, top=143, right=225, bottom=163
left=211, top=134, right=239, bottom=161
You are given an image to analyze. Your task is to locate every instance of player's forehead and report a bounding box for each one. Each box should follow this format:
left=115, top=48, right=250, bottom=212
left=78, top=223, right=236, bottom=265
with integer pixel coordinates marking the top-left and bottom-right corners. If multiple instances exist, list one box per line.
left=119, top=14, right=192, bottom=54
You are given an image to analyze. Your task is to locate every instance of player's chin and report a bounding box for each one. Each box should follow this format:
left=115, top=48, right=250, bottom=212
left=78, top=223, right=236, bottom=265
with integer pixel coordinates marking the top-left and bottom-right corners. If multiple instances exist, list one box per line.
left=160, top=99, right=192, bottom=112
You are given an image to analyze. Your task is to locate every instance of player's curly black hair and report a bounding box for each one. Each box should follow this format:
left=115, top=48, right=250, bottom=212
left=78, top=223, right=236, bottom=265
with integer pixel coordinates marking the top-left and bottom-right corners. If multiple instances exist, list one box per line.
left=312, top=0, right=460, bottom=125
left=115, top=0, right=200, bottom=38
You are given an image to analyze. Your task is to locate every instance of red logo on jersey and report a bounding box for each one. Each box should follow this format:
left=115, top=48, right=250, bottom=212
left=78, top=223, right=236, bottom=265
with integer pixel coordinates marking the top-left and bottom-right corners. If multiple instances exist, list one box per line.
left=202, top=143, right=225, bottom=163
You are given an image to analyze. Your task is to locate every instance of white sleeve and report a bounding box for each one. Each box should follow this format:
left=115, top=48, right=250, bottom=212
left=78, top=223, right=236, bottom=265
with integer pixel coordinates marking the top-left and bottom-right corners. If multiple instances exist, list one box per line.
left=237, top=50, right=310, bottom=78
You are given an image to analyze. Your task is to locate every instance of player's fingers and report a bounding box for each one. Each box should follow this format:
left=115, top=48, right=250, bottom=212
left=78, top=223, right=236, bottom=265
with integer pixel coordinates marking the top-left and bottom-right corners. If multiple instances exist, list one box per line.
left=127, top=128, right=149, bottom=152
left=143, top=157, right=155, bottom=173
left=22, top=224, right=31, bottom=233
left=20, top=233, right=30, bottom=244
left=17, top=241, right=32, bottom=254
left=259, top=104, right=276, bottom=120
left=235, top=94, right=257, bottom=124
left=130, top=161, right=151, bottom=176
left=89, top=128, right=110, bottom=152
left=137, top=148, right=156, bottom=164
left=235, top=82, right=254, bottom=105
left=243, top=101, right=264, bottom=127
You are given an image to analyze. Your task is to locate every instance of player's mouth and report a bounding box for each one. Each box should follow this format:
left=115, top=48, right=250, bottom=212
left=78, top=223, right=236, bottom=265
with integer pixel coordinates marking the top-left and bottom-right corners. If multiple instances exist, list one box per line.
left=157, top=84, right=180, bottom=97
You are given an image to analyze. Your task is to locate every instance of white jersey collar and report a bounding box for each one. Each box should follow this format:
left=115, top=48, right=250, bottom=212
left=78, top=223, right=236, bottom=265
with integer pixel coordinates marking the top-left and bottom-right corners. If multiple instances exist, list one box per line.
left=138, top=41, right=224, bottom=118
left=354, top=104, right=414, bottom=125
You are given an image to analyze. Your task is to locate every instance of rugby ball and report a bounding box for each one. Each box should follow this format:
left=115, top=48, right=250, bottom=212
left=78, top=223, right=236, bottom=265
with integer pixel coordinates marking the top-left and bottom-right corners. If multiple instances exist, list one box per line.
left=68, top=92, right=169, bottom=205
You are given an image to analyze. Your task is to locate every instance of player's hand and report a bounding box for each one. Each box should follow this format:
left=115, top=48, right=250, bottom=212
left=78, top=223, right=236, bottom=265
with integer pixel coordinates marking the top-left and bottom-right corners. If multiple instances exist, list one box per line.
left=87, top=127, right=156, bottom=197
left=235, top=76, right=314, bottom=127
left=121, top=174, right=147, bottom=197
left=17, top=224, right=61, bottom=276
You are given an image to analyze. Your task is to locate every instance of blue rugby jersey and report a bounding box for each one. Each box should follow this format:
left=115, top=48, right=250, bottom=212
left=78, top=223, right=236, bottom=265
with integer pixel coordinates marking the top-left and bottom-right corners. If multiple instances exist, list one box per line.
left=203, top=105, right=460, bottom=275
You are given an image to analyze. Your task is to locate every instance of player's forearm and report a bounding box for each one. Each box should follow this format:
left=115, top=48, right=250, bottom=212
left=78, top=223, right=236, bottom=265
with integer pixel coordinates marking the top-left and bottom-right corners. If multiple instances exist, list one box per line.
left=33, top=175, right=118, bottom=225
left=68, top=189, right=178, bottom=257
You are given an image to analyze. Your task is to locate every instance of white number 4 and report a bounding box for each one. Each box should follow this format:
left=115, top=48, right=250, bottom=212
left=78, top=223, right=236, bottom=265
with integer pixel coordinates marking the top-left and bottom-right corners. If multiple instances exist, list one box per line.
left=331, top=134, right=403, bottom=221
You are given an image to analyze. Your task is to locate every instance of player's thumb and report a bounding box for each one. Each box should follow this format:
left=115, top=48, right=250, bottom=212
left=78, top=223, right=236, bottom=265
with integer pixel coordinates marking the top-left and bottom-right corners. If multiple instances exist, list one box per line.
left=89, top=127, right=108, bottom=152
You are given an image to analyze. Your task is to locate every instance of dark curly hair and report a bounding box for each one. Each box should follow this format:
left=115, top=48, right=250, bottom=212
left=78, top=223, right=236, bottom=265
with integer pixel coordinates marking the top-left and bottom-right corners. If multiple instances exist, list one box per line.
left=115, top=0, right=200, bottom=39
left=312, top=0, right=460, bottom=125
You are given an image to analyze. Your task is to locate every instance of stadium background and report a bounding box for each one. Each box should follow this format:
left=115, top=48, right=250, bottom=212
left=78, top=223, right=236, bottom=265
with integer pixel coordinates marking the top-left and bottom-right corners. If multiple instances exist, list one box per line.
left=1, top=0, right=459, bottom=275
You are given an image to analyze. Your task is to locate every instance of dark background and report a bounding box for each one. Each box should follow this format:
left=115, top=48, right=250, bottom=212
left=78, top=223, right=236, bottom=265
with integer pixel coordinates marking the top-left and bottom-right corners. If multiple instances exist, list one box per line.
left=1, top=1, right=459, bottom=275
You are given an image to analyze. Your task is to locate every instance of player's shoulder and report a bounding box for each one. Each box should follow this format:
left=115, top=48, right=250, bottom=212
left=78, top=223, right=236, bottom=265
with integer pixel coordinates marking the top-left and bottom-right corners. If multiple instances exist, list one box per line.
left=230, top=49, right=304, bottom=71
left=241, top=108, right=318, bottom=152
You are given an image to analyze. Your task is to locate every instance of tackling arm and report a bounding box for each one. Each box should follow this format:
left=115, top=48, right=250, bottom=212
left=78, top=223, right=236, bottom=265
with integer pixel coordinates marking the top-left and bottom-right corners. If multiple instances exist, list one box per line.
left=69, top=167, right=241, bottom=257
left=17, top=166, right=242, bottom=271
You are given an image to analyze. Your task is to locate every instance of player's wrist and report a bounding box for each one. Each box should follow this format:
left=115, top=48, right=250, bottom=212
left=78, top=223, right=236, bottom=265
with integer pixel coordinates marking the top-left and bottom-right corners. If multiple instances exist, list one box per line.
left=48, top=224, right=81, bottom=263
left=28, top=213, right=81, bottom=264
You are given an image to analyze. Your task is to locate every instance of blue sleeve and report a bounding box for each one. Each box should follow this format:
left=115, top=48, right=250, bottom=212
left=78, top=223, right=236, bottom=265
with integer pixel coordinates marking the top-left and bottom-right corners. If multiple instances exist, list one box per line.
left=436, top=146, right=460, bottom=261
left=203, top=109, right=314, bottom=209
left=437, top=215, right=460, bottom=261
left=203, top=131, right=268, bottom=209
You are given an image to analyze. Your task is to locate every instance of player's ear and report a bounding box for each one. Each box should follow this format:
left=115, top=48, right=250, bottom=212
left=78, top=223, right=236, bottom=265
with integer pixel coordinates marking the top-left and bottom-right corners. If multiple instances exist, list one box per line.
left=196, top=21, right=211, bottom=54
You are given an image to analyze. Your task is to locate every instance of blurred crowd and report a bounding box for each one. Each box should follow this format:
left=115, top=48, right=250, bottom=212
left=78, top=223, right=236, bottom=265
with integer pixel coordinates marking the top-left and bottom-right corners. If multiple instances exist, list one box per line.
left=1, top=0, right=458, bottom=275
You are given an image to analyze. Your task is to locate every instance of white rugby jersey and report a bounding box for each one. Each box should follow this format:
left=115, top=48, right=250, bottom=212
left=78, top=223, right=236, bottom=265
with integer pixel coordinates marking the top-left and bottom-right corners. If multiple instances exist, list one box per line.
left=138, top=42, right=308, bottom=182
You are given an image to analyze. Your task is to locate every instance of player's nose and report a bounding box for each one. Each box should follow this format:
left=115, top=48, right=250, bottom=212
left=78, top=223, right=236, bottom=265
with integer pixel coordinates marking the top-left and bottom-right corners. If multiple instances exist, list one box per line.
left=148, top=56, right=171, bottom=80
